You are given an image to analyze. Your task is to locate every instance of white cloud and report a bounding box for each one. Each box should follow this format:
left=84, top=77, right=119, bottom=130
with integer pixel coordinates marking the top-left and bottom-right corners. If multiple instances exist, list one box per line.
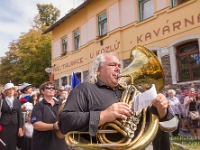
left=0, top=0, right=84, bottom=57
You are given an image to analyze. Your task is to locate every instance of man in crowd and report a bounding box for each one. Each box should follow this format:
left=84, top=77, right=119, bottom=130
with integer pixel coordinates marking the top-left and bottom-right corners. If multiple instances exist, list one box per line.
left=58, top=52, right=174, bottom=150
left=55, top=86, right=65, bottom=102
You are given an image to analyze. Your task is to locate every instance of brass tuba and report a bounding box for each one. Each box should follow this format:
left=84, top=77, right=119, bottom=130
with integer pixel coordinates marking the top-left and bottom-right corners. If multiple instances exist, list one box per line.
left=55, top=102, right=66, bottom=138
left=65, top=45, right=165, bottom=150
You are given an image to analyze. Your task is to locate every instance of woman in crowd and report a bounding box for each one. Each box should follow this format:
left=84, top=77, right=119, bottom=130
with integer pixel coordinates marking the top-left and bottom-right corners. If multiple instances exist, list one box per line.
left=60, top=91, right=68, bottom=104
left=30, top=91, right=39, bottom=106
left=175, top=88, right=182, bottom=100
left=197, top=94, right=200, bottom=114
left=0, top=83, right=23, bottom=150
left=31, top=81, right=68, bottom=150
left=19, top=82, right=34, bottom=106
left=182, top=83, right=197, bottom=98
left=37, top=93, right=43, bottom=102
left=163, top=84, right=170, bottom=98
left=64, top=84, right=72, bottom=94
left=21, top=111, right=33, bottom=150
left=167, top=89, right=181, bottom=136
left=0, top=93, right=4, bottom=100
left=184, top=88, right=200, bottom=139
left=17, top=82, right=34, bottom=149
left=179, top=96, right=190, bottom=134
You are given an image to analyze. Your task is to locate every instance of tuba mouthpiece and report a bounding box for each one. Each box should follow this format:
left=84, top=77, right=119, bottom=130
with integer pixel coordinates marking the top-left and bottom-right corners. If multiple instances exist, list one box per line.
left=116, top=74, right=130, bottom=78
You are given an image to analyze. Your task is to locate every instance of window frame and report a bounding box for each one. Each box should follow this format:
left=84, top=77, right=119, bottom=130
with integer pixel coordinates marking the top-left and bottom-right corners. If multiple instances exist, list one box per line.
left=171, top=0, right=189, bottom=7
left=74, top=29, right=80, bottom=51
left=171, top=0, right=178, bottom=7
left=61, top=76, right=67, bottom=86
left=138, top=0, right=154, bottom=21
left=98, top=12, right=107, bottom=36
left=176, top=42, right=200, bottom=82
left=62, top=37, right=67, bottom=54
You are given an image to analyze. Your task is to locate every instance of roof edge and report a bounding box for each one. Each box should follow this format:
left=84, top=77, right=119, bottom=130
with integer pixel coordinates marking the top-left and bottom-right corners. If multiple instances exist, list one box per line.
left=43, top=0, right=92, bottom=34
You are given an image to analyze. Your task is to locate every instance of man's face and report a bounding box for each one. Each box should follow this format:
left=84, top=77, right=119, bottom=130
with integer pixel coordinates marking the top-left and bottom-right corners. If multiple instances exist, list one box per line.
left=41, top=84, right=55, bottom=97
left=97, top=54, right=121, bottom=89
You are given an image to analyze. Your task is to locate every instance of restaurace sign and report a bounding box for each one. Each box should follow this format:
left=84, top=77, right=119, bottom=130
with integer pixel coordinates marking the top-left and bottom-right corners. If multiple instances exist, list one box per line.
left=52, top=40, right=120, bottom=73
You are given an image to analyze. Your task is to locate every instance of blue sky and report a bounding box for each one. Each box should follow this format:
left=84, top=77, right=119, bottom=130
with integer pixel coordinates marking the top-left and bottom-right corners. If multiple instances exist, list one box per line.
left=0, top=0, right=84, bottom=57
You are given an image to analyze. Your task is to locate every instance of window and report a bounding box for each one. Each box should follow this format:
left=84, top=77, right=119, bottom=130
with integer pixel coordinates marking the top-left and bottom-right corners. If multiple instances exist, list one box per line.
left=61, top=76, right=67, bottom=86
left=176, top=42, right=200, bottom=82
left=153, top=51, right=158, bottom=56
left=171, top=0, right=189, bottom=7
left=75, top=72, right=81, bottom=82
left=62, top=37, right=67, bottom=54
left=98, top=12, right=107, bottom=36
left=74, top=30, right=80, bottom=51
left=139, top=0, right=154, bottom=21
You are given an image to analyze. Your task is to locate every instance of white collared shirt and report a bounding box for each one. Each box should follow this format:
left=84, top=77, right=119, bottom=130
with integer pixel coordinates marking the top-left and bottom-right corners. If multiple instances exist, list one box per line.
left=5, top=96, right=14, bottom=108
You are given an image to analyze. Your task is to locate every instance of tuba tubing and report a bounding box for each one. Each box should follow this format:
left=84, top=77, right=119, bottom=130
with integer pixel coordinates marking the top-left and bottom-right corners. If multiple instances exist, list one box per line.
left=55, top=102, right=66, bottom=138
left=64, top=45, right=165, bottom=150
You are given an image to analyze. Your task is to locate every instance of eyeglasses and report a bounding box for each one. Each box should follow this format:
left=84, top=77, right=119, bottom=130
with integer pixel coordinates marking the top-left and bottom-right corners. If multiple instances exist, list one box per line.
left=45, top=86, right=55, bottom=90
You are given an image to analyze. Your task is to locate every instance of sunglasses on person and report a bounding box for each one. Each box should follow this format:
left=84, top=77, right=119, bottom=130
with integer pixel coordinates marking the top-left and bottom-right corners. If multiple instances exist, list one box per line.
left=45, top=86, right=55, bottom=90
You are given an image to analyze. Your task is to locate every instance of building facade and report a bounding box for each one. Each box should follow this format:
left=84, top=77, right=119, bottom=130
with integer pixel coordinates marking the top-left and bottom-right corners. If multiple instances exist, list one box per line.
left=44, top=0, right=200, bottom=89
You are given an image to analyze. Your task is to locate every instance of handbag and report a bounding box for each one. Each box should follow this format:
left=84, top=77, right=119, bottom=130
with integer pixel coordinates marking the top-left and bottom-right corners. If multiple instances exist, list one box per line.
left=188, top=111, right=199, bottom=120
left=159, top=107, right=179, bottom=132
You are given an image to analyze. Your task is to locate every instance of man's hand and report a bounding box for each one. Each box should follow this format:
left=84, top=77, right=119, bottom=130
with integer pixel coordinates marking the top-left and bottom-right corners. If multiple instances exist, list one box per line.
left=98, top=102, right=131, bottom=126
left=152, top=93, right=169, bottom=119
left=54, top=121, right=59, bottom=130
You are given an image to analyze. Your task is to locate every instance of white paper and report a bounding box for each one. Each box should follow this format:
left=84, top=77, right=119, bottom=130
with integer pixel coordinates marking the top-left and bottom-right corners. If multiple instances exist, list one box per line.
left=134, top=84, right=157, bottom=112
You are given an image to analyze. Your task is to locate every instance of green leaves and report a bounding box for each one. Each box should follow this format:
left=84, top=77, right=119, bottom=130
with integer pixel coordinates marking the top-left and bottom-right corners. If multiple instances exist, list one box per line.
left=37, top=3, right=60, bottom=31
left=0, top=3, right=59, bottom=87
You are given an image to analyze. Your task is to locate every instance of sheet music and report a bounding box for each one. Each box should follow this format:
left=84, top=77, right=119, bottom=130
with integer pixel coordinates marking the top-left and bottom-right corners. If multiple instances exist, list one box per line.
left=134, top=84, right=157, bottom=112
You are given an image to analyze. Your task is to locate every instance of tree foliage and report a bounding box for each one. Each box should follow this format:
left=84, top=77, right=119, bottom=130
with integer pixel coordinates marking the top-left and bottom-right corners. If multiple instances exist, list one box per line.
left=0, top=4, right=60, bottom=87
left=37, top=3, right=60, bottom=31
left=68, top=8, right=74, bottom=13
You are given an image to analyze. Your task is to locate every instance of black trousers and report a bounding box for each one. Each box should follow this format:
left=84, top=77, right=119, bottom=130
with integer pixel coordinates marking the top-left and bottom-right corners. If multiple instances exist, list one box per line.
left=0, top=121, right=18, bottom=150
left=152, top=128, right=170, bottom=150
left=171, top=114, right=180, bottom=136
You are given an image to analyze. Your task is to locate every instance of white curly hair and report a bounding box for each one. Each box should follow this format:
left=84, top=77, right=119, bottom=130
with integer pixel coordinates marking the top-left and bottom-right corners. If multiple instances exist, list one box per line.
left=87, top=52, right=118, bottom=84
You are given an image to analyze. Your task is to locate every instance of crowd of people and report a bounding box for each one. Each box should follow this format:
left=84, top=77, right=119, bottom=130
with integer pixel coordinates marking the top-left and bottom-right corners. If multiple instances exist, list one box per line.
left=0, top=81, right=71, bottom=150
left=163, top=83, right=200, bottom=139
left=0, top=52, right=199, bottom=150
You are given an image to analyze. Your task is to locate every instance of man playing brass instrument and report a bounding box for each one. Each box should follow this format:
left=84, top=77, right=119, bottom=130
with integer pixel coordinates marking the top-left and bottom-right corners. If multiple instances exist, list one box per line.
left=59, top=52, right=173, bottom=149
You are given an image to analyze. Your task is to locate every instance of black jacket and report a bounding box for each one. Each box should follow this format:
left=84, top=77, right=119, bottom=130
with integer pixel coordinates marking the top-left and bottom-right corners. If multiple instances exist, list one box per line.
left=0, top=98, right=23, bottom=128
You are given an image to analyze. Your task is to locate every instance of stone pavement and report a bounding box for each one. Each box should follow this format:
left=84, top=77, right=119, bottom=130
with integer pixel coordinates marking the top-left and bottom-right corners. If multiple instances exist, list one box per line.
left=145, top=142, right=153, bottom=150
left=145, top=131, right=192, bottom=150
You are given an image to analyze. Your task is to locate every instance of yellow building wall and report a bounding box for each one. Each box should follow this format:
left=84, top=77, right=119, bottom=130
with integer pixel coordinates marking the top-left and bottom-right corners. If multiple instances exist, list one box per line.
left=51, top=0, right=200, bottom=81
left=121, top=0, right=200, bottom=58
